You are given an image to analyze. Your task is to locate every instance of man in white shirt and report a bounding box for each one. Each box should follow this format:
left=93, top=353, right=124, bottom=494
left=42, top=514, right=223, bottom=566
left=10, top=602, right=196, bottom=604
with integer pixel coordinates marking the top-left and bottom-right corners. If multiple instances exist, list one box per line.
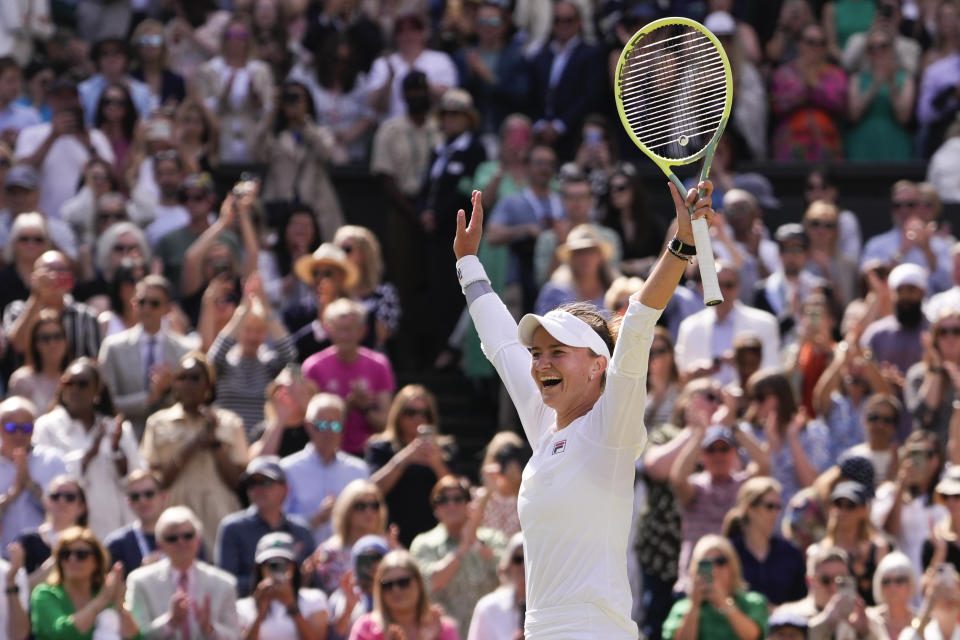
left=675, top=262, right=781, bottom=384
left=126, top=505, right=240, bottom=639
left=13, top=77, right=114, bottom=220
left=281, top=393, right=369, bottom=544
left=139, top=150, right=190, bottom=247
left=98, top=275, right=194, bottom=436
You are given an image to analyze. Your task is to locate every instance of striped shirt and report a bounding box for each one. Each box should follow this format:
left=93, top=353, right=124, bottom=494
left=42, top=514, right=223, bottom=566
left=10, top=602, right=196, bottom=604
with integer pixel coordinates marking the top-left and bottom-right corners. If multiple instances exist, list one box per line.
left=2, top=298, right=102, bottom=361
left=208, top=334, right=297, bottom=437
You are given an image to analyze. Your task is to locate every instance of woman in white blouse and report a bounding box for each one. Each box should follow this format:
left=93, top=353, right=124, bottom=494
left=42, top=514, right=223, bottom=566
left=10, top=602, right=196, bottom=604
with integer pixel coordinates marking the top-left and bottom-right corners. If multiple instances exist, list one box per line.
left=453, top=183, right=715, bottom=639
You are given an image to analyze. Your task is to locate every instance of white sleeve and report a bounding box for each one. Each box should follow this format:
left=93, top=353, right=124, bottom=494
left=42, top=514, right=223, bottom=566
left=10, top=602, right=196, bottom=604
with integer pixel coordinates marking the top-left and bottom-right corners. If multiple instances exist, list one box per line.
left=467, top=291, right=549, bottom=447
left=589, top=300, right=661, bottom=451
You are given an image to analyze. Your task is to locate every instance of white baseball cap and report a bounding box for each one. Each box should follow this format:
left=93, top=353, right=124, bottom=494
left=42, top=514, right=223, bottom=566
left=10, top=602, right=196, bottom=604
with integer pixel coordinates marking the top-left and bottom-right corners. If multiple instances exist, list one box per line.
left=517, top=309, right=611, bottom=360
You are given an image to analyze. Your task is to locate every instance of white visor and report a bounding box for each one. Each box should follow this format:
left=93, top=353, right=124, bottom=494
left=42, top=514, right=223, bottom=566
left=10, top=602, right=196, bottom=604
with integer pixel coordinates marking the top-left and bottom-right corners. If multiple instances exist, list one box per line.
left=517, top=309, right=611, bottom=360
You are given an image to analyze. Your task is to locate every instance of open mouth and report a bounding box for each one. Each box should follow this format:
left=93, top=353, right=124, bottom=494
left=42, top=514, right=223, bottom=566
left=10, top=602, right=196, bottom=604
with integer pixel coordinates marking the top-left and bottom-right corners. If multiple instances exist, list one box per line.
left=540, top=375, right=562, bottom=388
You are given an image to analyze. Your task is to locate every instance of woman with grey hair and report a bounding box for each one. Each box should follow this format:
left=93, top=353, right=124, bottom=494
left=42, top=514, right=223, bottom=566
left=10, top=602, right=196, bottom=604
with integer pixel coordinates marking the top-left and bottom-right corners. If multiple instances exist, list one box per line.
left=866, top=551, right=917, bottom=640
left=0, top=212, right=51, bottom=311
left=94, top=222, right=150, bottom=281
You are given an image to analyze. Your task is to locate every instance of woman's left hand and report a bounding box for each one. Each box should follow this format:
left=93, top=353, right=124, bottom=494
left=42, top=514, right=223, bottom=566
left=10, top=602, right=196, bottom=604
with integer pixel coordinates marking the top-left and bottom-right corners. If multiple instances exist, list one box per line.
left=668, top=181, right=714, bottom=246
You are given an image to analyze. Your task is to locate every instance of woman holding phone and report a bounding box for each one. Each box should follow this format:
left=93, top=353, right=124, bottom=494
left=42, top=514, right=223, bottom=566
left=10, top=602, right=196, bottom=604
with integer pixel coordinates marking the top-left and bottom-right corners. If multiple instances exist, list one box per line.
left=453, top=182, right=715, bottom=638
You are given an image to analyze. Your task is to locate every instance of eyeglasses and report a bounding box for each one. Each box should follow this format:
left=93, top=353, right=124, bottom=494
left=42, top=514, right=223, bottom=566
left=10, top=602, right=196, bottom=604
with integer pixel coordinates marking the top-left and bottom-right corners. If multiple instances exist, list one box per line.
left=162, top=530, right=197, bottom=544
left=882, top=575, right=910, bottom=587
left=352, top=500, right=381, bottom=512
left=49, top=491, right=80, bottom=503
left=380, top=575, right=413, bottom=592
left=247, top=476, right=279, bottom=488
left=113, top=243, right=140, bottom=254
left=2, top=422, right=33, bottom=434
left=402, top=407, right=432, bottom=419
left=175, top=372, right=203, bottom=383
left=832, top=499, right=859, bottom=510
left=865, top=413, right=897, bottom=425
left=807, top=220, right=837, bottom=230
left=312, top=268, right=340, bottom=281
left=64, top=378, right=92, bottom=389
left=938, top=326, right=960, bottom=337
left=893, top=200, right=920, bottom=209
left=310, top=420, right=342, bottom=433
left=757, top=501, right=782, bottom=511
left=17, top=235, right=45, bottom=244
left=58, top=548, right=94, bottom=562
left=511, top=554, right=524, bottom=565
left=434, top=493, right=469, bottom=506
left=139, top=34, right=164, bottom=47
left=136, top=297, right=163, bottom=308
left=37, top=332, right=65, bottom=344
left=127, top=489, right=157, bottom=502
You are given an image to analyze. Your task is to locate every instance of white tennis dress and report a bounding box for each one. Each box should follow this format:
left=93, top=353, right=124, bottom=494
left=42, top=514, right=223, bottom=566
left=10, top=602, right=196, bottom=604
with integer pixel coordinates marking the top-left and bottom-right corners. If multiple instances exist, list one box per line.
left=466, top=279, right=658, bottom=639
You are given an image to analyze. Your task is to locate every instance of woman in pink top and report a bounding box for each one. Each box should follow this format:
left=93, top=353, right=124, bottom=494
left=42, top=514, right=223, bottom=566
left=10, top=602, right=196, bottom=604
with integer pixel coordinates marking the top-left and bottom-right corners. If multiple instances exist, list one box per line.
left=349, top=549, right=459, bottom=640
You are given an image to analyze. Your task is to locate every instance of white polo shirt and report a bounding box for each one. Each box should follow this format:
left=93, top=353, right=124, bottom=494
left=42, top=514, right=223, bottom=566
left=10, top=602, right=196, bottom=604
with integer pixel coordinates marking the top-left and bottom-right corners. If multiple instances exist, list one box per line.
left=467, top=285, right=658, bottom=639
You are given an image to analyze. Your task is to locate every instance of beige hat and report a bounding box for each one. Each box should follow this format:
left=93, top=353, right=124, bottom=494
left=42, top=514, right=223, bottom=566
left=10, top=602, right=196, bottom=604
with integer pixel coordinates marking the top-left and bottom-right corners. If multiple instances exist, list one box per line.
left=937, top=466, right=960, bottom=496
left=294, top=243, right=359, bottom=288
left=438, top=88, right=480, bottom=130
left=555, top=224, right=614, bottom=262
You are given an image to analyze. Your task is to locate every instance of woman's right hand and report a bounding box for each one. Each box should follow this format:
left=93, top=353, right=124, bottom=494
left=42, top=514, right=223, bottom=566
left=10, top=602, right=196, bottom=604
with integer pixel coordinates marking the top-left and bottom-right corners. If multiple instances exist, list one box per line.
left=454, top=190, right=484, bottom=260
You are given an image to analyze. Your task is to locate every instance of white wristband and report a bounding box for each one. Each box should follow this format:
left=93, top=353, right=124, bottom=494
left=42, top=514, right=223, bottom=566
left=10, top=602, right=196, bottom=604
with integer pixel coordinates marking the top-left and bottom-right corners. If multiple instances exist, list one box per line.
left=456, top=255, right=490, bottom=293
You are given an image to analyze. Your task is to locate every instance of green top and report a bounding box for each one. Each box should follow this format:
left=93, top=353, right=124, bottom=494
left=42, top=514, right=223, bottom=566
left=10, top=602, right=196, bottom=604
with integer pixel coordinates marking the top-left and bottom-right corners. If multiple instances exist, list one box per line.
left=662, top=591, right=769, bottom=640
left=833, top=0, right=876, bottom=49
left=30, top=583, right=143, bottom=640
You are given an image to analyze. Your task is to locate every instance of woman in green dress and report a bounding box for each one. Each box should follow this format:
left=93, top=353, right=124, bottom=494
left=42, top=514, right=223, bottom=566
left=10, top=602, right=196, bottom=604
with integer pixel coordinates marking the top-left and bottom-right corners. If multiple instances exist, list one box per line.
left=846, top=29, right=915, bottom=161
left=30, top=526, right=141, bottom=640
left=823, top=0, right=876, bottom=60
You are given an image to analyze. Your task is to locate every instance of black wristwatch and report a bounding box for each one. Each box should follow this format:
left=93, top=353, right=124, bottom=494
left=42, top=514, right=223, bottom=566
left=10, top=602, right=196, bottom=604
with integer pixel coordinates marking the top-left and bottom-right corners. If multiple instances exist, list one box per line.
left=5, top=584, right=19, bottom=594
left=669, top=236, right=697, bottom=257
left=286, top=604, right=301, bottom=617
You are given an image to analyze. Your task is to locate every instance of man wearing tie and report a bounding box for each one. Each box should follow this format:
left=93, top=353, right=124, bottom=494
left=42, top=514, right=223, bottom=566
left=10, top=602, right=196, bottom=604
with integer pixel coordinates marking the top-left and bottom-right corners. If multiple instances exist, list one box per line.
left=126, top=505, right=239, bottom=639
left=98, top=275, right=193, bottom=436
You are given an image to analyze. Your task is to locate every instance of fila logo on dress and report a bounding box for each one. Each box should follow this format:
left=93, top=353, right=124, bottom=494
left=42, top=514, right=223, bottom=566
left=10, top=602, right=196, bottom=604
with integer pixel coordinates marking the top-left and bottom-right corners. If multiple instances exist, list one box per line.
left=551, top=439, right=567, bottom=455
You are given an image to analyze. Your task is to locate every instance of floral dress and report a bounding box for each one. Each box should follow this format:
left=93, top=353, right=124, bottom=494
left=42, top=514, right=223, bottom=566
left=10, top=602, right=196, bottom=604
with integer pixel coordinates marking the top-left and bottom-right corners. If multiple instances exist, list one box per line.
left=771, top=62, right=847, bottom=162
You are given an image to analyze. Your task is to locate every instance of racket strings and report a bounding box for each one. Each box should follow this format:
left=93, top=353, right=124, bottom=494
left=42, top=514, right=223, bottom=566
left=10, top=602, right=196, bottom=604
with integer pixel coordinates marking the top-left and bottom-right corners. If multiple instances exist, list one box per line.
left=618, top=24, right=728, bottom=161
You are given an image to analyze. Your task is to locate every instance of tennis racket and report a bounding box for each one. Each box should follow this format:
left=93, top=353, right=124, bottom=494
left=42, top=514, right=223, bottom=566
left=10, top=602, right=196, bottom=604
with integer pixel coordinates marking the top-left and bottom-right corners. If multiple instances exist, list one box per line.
left=614, top=17, right=733, bottom=306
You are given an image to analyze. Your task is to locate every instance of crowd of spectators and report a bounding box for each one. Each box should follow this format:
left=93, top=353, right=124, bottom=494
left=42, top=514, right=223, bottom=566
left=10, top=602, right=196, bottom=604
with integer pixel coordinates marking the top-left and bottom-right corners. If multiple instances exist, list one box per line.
left=1, top=0, right=960, bottom=639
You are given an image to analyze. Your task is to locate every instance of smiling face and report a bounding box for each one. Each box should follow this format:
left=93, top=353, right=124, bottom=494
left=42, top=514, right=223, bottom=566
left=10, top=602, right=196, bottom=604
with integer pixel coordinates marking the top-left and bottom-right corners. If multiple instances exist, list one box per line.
left=349, top=491, right=383, bottom=537
left=528, top=326, right=604, bottom=413
left=45, top=479, right=86, bottom=526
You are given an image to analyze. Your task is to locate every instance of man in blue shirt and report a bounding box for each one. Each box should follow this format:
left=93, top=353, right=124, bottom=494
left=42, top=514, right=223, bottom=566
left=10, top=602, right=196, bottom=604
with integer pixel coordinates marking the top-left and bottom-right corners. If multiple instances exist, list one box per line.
left=214, top=456, right=315, bottom=597
left=0, top=57, right=41, bottom=141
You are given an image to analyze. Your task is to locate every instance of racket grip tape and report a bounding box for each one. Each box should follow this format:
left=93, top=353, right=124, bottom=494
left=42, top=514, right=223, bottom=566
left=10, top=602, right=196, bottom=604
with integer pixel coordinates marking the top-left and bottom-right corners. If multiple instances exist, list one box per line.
left=691, top=215, right=723, bottom=306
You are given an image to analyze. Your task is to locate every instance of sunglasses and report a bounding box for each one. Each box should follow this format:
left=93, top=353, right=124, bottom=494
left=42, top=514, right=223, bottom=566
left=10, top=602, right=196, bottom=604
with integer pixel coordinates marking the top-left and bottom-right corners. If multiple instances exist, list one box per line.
left=650, top=347, right=671, bottom=358
left=128, top=489, right=157, bottom=502
left=102, top=97, right=126, bottom=106
left=893, top=200, right=920, bottom=209
left=882, top=575, right=910, bottom=587
left=312, top=268, right=340, bottom=281
left=37, top=332, right=65, bottom=344
left=700, top=392, right=722, bottom=404
left=113, top=243, right=140, bottom=254
left=705, top=444, right=732, bottom=454
left=58, top=548, right=94, bottom=562
left=3, top=422, right=33, bottom=434
left=943, top=493, right=960, bottom=501
left=49, top=491, right=80, bottom=503
left=511, top=554, right=524, bottom=565
left=139, top=34, right=164, bottom=47
left=98, top=211, right=125, bottom=223
left=282, top=92, right=304, bottom=104
left=701, top=556, right=730, bottom=567
left=163, top=530, right=197, bottom=544
left=17, top=235, right=45, bottom=244
left=434, top=493, right=469, bottom=506
left=380, top=576, right=413, bottom=592
left=610, top=183, right=630, bottom=193
left=756, top=501, right=782, bottom=511
left=64, top=378, right=92, bottom=389
left=832, top=499, right=859, bottom=510
left=718, top=280, right=739, bottom=290
left=866, top=413, right=897, bottom=425
left=265, top=559, right=291, bottom=572
left=310, top=420, right=342, bottom=433
left=247, top=476, right=280, bottom=488
left=136, top=297, right=163, bottom=308
left=807, top=220, right=837, bottom=230
left=938, top=326, right=960, bottom=337
left=402, top=407, right=432, bottom=419
left=352, top=500, right=381, bottom=513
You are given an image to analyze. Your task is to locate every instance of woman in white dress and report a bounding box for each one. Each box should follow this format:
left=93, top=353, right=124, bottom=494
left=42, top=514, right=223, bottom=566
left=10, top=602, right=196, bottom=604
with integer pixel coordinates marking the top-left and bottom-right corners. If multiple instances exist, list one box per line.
left=453, top=183, right=715, bottom=639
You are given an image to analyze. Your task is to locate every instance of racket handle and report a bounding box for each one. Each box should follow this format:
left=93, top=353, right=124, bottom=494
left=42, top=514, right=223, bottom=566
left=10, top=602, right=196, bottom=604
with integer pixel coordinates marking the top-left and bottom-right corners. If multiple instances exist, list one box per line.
left=691, top=215, right=723, bottom=306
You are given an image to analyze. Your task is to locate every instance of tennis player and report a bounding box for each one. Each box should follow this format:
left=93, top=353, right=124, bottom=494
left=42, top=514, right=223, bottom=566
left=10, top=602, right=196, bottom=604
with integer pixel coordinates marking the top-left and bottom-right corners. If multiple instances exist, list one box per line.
left=453, top=181, right=715, bottom=639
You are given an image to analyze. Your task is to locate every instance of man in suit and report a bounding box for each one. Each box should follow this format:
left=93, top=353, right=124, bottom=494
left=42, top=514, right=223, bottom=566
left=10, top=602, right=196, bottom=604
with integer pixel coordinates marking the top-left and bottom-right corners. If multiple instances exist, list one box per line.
left=675, top=262, right=781, bottom=385
left=105, top=469, right=169, bottom=578
left=528, top=0, right=605, bottom=161
left=98, top=275, right=193, bottom=436
left=126, top=505, right=239, bottom=639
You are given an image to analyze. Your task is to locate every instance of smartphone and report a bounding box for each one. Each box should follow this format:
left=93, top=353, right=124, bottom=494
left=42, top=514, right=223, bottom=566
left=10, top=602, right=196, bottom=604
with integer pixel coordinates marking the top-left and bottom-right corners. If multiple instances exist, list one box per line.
left=909, top=448, right=926, bottom=468
left=355, top=552, right=382, bottom=586
left=836, top=576, right=856, bottom=595
left=697, top=559, right=713, bottom=584
left=417, top=424, right=437, bottom=439
left=584, top=129, right=603, bottom=146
